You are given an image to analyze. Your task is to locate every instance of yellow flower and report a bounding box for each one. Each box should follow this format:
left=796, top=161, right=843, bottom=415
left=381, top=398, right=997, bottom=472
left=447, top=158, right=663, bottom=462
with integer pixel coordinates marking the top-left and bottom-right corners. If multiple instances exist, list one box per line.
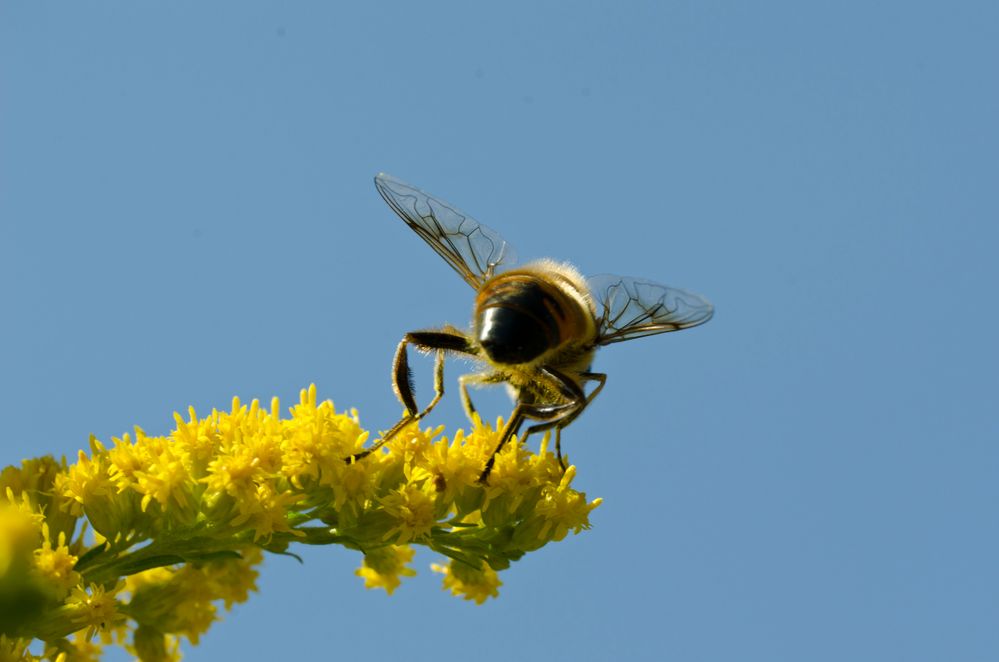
left=202, top=547, right=262, bottom=609
left=535, top=466, right=603, bottom=541
left=170, top=406, right=222, bottom=471
left=355, top=545, right=417, bottom=595
left=329, top=457, right=380, bottom=517
left=123, top=566, right=174, bottom=594
left=0, top=456, right=73, bottom=527
left=420, top=424, right=485, bottom=500
left=230, top=482, right=305, bottom=542
left=431, top=559, right=502, bottom=604
left=106, top=432, right=146, bottom=494
left=44, top=632, right=105, bottom=662
left=3, top=384, right=602, bottom=653
left=0, top=635, right=41, bottom=661
left=202, top=444, right=267, bottom=503
left=132, top=443, right=192, bottom=515
left=128, top=625, right=182, bottom=662
left=56, top=442, right=116, bottom=518
left=378, top=481, right=440, bottom=543
left=386, top=421, right=446, bottom=474
left=161, top=597, right=217, bottom=646
left=0, top=491, right=42, bottom=577
left=65, top=581, right=125, bottom=640
left=123, top=549, right=262, bottom=647
left=32, top=524, right=80, bottom=598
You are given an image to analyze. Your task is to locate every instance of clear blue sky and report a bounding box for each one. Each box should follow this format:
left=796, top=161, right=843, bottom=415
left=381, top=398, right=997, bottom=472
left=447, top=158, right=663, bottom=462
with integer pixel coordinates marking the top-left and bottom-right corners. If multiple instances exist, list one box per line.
left=2, top=2, right=997, bottom=660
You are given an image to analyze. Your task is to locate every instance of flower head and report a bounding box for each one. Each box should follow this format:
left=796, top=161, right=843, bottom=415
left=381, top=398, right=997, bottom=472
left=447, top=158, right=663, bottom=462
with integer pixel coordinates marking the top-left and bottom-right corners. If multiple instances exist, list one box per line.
left=432, top=559, right=502, bottom=604
left=6, top=384, right=600, bottom=656
left=65, top=581, right=126, bottom=640
left=355, top=545, right=418, bottom=595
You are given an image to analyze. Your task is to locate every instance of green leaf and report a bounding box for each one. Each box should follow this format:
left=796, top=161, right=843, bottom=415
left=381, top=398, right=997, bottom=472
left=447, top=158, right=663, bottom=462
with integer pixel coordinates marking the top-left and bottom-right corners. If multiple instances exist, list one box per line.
left=185, top=550, right=244, bottom=563
left=73, top=541, right=109, bottom=570
left=118, top=554, right=186, bottom=576
left=265, top=548, right=304, bottom=564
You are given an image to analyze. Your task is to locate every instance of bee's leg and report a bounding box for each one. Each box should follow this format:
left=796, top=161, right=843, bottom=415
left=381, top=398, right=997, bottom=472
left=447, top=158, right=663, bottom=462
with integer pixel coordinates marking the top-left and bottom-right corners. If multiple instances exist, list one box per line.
left=477, top=401, right=575, bottom=484
left=416, top=345, right=446, bottom=418
left=399, top=329, right=477, bottom=418
left=459, top=373, right=482, bottom=420
left=346, top=330, right=475, bottom=463
left=478, top=405, right=527, bottom=483
left=522, top=413, right=575, bottom=468
left=478, top=367, right=585, bottom=483
left=458, top=372, right=506, bottom=423
left=555, top=427, right=564, bottom=470
left=522, top=372, right=607, bottom=470
left=351, top=413, right=418, bottom=463
left=579, top=371, right=608, bottom=405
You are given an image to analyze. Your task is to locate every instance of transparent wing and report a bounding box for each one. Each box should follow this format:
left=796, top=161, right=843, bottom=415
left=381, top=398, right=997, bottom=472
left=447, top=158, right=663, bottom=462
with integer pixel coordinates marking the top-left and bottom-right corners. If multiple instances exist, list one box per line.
left=374, top=173, right=517, bottom=289
left=589, top=274, right=714, bottom=345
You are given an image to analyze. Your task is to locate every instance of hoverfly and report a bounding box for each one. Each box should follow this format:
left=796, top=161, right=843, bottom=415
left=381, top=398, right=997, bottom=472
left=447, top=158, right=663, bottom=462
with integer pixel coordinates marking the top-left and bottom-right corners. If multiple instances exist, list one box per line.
left=348, top=174, right=714, bottom=483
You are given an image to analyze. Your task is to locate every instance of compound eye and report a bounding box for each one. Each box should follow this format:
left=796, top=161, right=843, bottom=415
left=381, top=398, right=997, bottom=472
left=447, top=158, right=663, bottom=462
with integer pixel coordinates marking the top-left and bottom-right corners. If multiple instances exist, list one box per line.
left=478, top=307, right=549, bottom=365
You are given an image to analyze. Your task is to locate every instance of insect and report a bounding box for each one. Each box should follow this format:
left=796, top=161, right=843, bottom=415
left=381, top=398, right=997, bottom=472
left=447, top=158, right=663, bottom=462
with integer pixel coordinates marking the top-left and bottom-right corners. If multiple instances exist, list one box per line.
left=348, top=173, right=714, bottom=483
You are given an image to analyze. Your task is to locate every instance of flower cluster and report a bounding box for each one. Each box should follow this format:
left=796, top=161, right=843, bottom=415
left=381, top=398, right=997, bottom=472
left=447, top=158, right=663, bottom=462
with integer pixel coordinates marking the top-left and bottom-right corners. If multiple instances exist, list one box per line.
left=0, top=385, right=600, bottom=660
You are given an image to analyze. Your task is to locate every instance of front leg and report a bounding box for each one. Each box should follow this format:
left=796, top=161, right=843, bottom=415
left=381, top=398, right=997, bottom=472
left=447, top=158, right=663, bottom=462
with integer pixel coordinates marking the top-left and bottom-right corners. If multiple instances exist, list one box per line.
left=522, top=371, right=607, bottom=469
left=477, top=367, right=586, bottom=483
left=477, top=399, right=577, bottom=484
left=458, top=371, right=507, bottom=423
left=346, top=329, right=476, bottom=463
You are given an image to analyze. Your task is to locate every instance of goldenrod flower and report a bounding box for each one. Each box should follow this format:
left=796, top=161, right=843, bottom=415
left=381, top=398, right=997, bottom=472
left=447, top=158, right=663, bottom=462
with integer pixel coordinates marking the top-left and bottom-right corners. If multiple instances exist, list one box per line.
left=127, top=625, right=181, bottom=662
left=229, top=482, right=305, bottom=542
left=0, top=635, right=42, bottom=661
left=43, top=631, right=105, bottom=662
left=33, top=524, right=81, bottom=599
left=65, top=581, right=126, bottom=640
left=2, top=385, right=600, bottom=658
left=535, top=466, right=603, bottom=542
left=0, top=491, right=42, bottom=576
left=355, top=545, right=418, bottom=595
left=378, top=482, right=440, bottom=543
left=58, top=441, right=117, bottom=517
left=0, top=492, right=50, bottom=637
left=431, top=559, right=502, bottom=604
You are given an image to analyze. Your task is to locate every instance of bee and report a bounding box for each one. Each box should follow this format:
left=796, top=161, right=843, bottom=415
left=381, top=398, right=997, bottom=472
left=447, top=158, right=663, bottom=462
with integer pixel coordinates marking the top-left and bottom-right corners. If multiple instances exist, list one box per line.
left=348, top=173, right=714, bottom=483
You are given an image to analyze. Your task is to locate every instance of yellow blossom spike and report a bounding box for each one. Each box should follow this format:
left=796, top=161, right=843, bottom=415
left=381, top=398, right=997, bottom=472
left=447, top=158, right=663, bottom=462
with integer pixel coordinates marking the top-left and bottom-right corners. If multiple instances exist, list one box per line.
left=5, top=386, right=600, bottom=654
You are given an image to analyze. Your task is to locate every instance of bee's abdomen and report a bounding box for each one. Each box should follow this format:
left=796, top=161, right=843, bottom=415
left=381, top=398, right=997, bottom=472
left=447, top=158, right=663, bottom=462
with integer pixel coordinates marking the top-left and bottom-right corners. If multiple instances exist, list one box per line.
left=475, top=276, right=568, bottom=365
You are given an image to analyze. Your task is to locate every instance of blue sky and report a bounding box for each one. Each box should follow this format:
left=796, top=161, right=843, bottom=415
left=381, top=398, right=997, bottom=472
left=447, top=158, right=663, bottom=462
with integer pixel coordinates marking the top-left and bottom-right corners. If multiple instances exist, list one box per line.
left=2, top=2, right=997, bottom=660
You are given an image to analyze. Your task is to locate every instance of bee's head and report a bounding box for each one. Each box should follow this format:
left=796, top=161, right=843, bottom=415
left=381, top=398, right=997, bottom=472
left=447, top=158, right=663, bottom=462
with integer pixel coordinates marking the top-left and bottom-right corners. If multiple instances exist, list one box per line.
left=476, top=304, right=551, bottom=365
